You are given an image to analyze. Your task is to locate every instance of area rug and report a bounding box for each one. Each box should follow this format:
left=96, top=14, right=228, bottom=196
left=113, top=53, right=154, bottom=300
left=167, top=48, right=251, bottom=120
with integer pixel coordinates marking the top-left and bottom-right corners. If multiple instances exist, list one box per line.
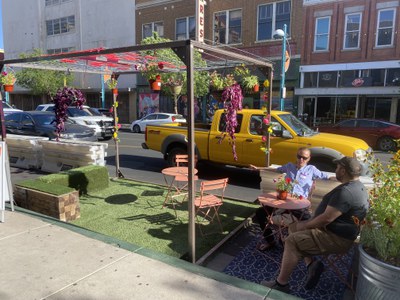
left=223, top=231, right=353, bottom=300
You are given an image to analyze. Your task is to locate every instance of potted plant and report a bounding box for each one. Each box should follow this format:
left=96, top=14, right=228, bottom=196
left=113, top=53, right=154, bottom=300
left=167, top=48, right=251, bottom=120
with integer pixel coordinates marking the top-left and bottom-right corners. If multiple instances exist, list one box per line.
left=164, top=73, right=184, bottom=95
left=356, top=148, right=400, bottom=299
left=164, top=73, right=185, bottom=114
left=141, top=62, right=163, bottom=91
left=0, top=70, right=17, bottom=92
left=234, top=65, right=259, bottom=93
left=274, top=174, right=294, bottom=200
left=106, top=78, right=118, bottom=95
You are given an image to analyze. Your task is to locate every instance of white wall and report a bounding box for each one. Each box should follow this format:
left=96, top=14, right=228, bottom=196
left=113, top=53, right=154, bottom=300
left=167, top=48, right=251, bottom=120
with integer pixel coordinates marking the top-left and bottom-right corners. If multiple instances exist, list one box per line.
left=2, top=0, right=137, bottom=89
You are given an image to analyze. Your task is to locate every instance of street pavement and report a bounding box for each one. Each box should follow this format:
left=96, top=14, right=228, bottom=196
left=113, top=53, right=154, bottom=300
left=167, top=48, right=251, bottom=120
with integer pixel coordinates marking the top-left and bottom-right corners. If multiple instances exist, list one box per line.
left=4, top=165, right=294, bottom=300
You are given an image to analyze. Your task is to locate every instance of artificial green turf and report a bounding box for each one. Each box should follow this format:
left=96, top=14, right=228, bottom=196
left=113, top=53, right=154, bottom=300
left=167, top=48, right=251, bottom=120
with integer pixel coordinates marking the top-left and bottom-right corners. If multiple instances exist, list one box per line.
left=16, top=179, right=75, bottom=196
left=72, top=178, right=257, bottom=260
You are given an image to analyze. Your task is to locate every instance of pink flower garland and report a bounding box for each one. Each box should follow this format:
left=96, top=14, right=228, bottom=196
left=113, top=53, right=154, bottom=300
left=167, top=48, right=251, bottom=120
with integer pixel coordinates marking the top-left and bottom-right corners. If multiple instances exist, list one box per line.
left=221, top=83, right=243, bottom=161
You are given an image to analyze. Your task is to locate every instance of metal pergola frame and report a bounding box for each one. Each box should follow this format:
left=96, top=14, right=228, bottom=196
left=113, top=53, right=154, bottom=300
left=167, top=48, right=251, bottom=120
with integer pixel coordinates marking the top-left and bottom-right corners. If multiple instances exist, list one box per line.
left=0, top=39, right=273, bottom=263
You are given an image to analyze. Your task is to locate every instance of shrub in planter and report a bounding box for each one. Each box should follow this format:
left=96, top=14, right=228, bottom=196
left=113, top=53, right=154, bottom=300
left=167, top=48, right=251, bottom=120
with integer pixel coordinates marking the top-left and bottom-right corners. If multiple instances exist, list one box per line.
left=360, top=149, right=400, bottom=266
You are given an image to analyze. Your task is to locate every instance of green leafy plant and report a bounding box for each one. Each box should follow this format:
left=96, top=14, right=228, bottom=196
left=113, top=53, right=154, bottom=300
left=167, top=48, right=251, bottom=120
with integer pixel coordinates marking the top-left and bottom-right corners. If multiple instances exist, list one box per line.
left=16, top=49, right=74, bottom=98
left=210, top=71, right=236, bottom=91
left=360, top=147, right=400, bottom=266
left=106, top=78, right=118, bottom=89
left=234, top=65, right=259, bottom=92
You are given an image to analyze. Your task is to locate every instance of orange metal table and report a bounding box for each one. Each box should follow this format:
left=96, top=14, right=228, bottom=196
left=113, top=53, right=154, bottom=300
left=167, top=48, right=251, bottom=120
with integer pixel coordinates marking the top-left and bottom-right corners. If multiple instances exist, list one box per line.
left=162, top=167, right=198, bottom=216
left=258, top=192, right=311, bottom=243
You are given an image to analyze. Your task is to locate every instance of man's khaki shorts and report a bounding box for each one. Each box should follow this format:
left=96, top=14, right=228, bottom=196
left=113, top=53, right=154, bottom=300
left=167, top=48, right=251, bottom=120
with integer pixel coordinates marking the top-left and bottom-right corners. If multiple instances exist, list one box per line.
left=285, top=223, right=354, bottom=258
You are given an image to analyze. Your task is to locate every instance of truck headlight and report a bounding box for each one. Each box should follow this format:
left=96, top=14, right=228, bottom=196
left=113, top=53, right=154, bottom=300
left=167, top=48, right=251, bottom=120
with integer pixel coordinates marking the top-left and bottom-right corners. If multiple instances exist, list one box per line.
left=353, top=148, right=371, bottom=162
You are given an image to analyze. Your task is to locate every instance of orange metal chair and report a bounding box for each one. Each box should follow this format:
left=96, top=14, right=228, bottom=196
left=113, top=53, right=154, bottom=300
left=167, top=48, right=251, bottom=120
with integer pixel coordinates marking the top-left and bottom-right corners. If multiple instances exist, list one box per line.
left=163, top=154, right=198, bottom=216
left=195, top=178, right=228, bottom=235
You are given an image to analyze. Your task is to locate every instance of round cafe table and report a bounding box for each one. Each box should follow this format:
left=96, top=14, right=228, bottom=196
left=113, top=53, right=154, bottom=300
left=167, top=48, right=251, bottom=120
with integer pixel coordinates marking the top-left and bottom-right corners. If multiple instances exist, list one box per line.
left=161, top=167, right=198, bottom=216
left=257, top=192, right=311, bottom=243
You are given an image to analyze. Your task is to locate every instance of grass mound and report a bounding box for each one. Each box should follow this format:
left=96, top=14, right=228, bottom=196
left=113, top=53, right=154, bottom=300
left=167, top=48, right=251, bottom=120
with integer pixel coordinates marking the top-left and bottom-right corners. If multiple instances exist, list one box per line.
left=72, top=178, right=257, bottom=260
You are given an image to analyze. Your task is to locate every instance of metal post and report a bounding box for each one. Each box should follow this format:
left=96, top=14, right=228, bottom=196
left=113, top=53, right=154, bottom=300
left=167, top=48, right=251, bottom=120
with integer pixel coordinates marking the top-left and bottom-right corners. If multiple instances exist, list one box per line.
left=101, top=74, right=105, bottom=108
left=279, top=24, right=287, bottom=111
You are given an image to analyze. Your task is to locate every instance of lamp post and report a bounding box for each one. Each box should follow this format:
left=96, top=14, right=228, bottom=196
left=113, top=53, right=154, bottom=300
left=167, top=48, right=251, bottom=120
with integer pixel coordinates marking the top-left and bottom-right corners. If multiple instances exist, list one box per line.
left=274, top=24, right=287, bottom=111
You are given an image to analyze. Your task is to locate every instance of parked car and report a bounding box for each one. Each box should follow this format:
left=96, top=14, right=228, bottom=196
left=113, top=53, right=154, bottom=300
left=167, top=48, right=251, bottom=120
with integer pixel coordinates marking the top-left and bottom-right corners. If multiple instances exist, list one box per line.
left=4, top=111, right=97, bottom=141
left=318, top=118, right=400, bottom=151
left=35, top=104, right=114, bottom=140
left=130, top=113, right=186, bottom=133
left=92, top=107, right=114, bottom=118
left=2, top=100, right=22, bottom=116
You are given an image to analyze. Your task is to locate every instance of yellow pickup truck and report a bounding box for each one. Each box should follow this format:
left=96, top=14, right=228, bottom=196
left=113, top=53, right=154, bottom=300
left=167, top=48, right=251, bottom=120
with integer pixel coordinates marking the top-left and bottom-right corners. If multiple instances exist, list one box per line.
left=142, top=109, right=371, bottom=173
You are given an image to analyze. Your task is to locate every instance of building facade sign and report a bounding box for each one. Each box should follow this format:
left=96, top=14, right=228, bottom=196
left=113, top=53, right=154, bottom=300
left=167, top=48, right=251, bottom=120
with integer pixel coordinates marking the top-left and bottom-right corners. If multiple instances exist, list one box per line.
left=196, top=0, right=205, bottom=43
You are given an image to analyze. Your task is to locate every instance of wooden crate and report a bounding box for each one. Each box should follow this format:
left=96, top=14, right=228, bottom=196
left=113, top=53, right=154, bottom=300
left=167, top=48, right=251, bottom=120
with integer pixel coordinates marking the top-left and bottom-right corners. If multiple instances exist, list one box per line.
left=14, top=186, right=80, bottom=222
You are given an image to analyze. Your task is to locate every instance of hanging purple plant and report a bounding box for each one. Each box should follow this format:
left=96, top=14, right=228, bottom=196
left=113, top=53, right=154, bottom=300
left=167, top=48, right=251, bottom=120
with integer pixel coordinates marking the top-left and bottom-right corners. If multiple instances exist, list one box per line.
left=53, top=87, right=86, bottom=140
left=221, top=83, right=243, bottom=161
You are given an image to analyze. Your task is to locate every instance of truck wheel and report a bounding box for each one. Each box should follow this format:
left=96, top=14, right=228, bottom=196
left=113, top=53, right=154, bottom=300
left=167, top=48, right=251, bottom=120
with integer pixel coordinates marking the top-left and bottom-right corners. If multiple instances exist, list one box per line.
left=132, top=125, right=141, bottom=133
left=167, top=148, right=187, bottom=167
left=377, top=136, right=396, bottom=152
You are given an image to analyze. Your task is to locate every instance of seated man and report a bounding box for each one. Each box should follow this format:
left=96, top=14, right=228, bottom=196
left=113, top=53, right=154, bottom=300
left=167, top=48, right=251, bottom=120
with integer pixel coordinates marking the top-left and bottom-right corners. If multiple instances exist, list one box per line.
left=262, top=157, right=369, bottom=293
left=250, top=147, right=334, bottom=250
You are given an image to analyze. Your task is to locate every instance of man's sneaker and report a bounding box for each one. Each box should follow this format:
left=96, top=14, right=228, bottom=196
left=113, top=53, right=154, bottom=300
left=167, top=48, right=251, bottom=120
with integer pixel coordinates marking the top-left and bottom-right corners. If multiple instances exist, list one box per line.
left=304, top=260, right=324, bottom=289
left=244, top=217, right=253, bottom=228
left=261, top=279, right=290, bottom=294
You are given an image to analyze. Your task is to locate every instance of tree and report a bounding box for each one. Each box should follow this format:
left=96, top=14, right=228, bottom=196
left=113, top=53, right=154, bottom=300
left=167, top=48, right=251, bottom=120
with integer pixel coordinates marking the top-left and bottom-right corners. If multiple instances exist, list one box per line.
left=15, top=49, right=74, bottom=100
left=140, top=32, right=210, bottom=113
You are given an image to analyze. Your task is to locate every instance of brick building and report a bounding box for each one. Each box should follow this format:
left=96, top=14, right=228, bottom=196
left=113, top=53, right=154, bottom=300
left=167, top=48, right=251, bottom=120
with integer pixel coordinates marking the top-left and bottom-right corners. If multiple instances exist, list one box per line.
left=297, top=0, right=400, bottom=126
left=136, top=0, right=303, bottom=113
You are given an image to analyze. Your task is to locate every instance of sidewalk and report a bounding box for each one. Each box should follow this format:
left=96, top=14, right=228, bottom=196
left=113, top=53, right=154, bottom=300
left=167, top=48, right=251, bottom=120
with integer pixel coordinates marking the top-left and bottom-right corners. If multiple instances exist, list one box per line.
left=0, top=208, right=294, bottom=300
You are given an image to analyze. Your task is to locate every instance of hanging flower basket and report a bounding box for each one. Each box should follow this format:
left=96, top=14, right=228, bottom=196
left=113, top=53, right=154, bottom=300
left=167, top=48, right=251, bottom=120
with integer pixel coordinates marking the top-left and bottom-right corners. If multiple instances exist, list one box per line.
left=4, top=84, right=14, bottom=92
left=170, top=85, right=182, bottom=95
left=149, top=75, right=162, bottom=91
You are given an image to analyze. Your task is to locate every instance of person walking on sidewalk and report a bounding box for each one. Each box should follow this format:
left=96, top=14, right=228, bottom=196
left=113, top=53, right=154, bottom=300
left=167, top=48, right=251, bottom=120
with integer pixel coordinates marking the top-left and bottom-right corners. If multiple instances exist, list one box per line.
left=262, top=157, right=369, bottom=293
left=250, top=147, right=333, bottom=251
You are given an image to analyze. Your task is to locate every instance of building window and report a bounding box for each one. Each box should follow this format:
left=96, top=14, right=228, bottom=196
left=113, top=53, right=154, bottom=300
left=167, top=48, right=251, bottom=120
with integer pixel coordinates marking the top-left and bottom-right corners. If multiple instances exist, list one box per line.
left=257, top=1, right=291, bottom=41
left=343, top=13, right=361, bottom=49
left=318, top=71, right=337, bottom=87
left=176, top=16, right=195, bottom=40
left=314, top=16, right=330, bottom=51
left=339, top=70, right=360, bottom=87
left=386, top=68, right=400, bottom=86
left=214, top=9, right=242, bottom=45
left=45, top=0, right=71, bottom=6
left=46, top=15, right=75, bottom=36
left=47, top=47, right=75, bottom=55
left=303, top=72, right=318, bottom=88
left=143, top=22, right=164, bottom=39
left=376, top=8, right=395, bottom=47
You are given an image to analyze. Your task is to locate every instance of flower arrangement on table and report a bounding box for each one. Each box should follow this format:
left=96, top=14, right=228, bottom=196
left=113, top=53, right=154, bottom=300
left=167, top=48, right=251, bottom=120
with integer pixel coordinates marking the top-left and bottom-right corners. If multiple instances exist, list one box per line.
left=0, top=71, right=17, bottom=86
left=274, top=174, right=294, bottom=200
